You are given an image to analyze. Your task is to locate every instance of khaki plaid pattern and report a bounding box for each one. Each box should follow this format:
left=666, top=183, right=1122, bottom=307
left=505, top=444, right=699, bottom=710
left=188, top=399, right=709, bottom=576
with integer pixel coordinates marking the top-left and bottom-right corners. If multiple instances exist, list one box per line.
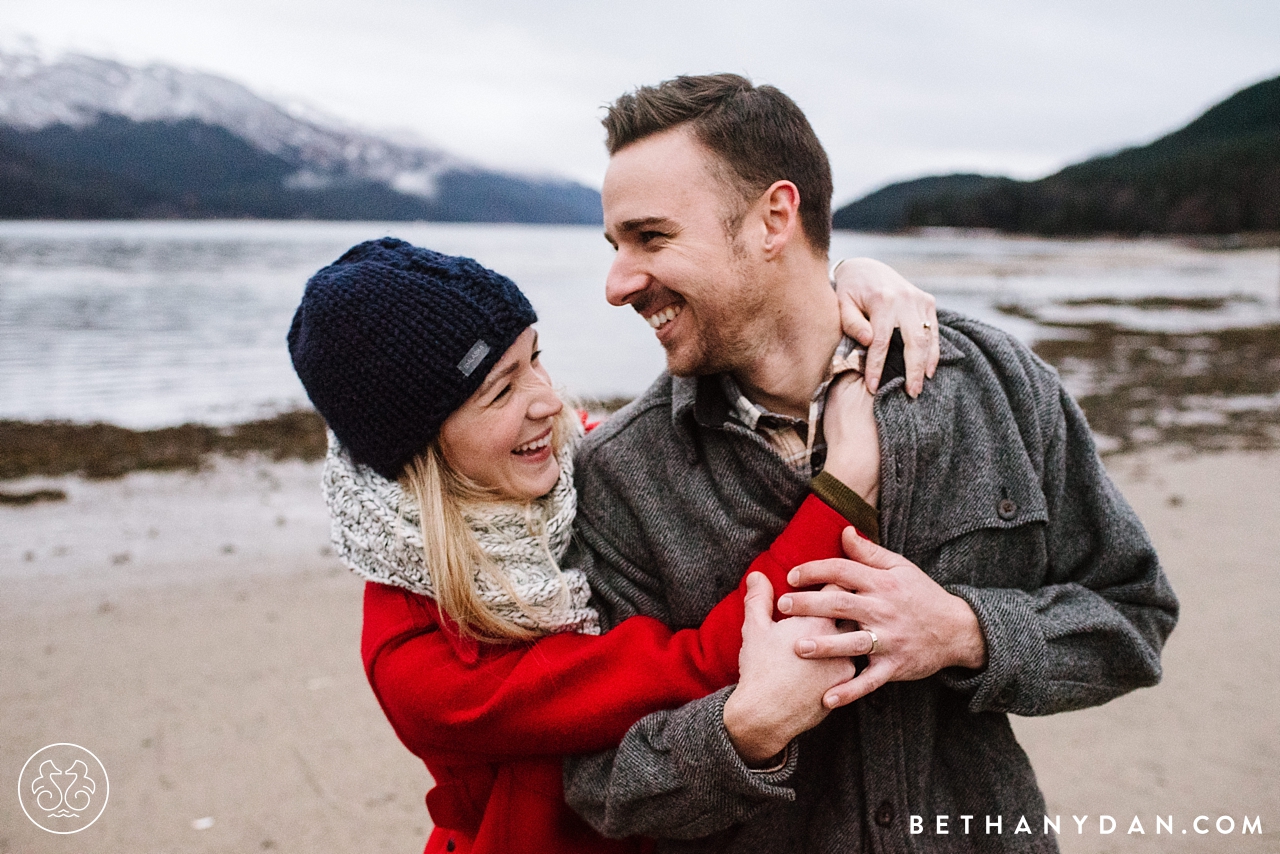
left=721, top=336, right=865, bottom=477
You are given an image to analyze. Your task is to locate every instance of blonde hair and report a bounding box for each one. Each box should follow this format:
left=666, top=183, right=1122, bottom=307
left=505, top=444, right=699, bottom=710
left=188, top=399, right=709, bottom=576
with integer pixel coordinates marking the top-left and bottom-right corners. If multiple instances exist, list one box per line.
left=399, top=405, right=577, bottom=642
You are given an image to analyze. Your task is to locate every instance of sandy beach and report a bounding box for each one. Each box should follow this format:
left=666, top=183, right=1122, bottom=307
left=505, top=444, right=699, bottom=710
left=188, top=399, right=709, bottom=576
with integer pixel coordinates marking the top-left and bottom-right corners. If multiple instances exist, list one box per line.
left=2, top=447, right=1278, bottom=853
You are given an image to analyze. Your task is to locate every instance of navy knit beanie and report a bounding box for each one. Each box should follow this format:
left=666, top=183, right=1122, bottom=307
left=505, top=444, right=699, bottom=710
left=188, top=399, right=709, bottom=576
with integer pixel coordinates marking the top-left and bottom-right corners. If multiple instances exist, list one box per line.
left=288, top=237, right=537, bottom=480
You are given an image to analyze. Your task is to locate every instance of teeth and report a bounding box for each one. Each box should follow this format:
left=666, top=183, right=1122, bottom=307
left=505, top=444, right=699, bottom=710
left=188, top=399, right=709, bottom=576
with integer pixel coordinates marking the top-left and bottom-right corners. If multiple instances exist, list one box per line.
left=646, top=304, right=682, bottom=329
left=514, top=435, right=552, bottom=453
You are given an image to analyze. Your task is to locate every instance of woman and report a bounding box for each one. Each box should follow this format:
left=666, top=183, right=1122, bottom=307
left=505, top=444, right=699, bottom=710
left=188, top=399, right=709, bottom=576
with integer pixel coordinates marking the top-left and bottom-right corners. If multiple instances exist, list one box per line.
left=288, top=238, right=894, bottom=854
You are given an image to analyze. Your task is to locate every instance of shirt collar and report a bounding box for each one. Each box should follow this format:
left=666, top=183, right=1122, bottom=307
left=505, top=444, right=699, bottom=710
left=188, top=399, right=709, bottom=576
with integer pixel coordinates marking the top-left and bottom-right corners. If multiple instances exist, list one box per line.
left=720, top=334, right=863, bottom=428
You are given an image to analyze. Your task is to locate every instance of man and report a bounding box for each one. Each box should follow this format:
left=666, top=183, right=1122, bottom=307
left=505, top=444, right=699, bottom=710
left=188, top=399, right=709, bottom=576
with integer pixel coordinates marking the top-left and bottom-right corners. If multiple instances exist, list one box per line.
left=562, top=74, right=1178, bottom=852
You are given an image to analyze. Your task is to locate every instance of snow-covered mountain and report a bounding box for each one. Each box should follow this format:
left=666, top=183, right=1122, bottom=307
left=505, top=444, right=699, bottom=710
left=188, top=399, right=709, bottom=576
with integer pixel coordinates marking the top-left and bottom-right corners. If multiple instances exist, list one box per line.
left=0, top=48, right=600, bottom=222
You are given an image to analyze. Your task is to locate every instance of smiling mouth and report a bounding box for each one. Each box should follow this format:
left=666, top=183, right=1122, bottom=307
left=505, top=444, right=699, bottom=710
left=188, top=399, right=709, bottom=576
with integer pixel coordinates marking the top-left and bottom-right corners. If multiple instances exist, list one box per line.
left=644, top=303, right=683, bottom=330
left=513, top=430, right=553, bottom=455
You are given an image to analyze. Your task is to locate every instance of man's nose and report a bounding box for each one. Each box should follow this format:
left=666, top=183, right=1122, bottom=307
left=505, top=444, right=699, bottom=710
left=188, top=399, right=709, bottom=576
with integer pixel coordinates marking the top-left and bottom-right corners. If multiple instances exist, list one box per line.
left=605, top=250, right=649, bottom=307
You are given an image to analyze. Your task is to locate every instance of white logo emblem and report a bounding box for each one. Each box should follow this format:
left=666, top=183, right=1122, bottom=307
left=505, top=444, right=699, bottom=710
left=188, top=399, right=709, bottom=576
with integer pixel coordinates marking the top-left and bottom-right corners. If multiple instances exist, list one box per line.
left=457, top=339, right=491, bottom=377
left=18, top=743, right=109, bottom=834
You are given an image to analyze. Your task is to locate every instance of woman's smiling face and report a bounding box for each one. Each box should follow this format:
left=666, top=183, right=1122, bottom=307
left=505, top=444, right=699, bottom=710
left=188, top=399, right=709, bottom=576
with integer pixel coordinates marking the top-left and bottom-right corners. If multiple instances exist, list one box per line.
left=437, top=327, right=564, bottom=502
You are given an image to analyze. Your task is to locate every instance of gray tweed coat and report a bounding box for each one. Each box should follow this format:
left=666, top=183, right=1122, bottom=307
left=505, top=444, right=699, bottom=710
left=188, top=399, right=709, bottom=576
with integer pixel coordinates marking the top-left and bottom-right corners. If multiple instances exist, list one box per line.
left=561, top=309, right=1178, bottom=853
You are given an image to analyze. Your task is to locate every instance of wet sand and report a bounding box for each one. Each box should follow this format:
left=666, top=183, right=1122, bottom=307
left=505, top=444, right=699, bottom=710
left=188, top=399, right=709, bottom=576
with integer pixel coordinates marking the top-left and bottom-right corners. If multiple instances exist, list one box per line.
left=1, top=448, right=1278, bottom=853
left=0, top=457, right=430, bottom=853
left=1011, top=448, right=1280, bottom=853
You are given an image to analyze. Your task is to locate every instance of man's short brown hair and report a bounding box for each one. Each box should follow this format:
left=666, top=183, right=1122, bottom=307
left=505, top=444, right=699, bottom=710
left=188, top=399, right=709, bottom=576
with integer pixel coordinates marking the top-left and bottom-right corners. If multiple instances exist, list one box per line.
left=603, top=73, right=833, bottom=254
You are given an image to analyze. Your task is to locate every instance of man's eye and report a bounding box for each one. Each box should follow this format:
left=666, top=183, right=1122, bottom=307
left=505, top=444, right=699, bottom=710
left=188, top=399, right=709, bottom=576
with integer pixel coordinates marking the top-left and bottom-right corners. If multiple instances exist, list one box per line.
left=491, top=385, right=511, bottom=403
left=639, top=231, right=666, bottom=245
left=531, top=349, right=542, bottom=363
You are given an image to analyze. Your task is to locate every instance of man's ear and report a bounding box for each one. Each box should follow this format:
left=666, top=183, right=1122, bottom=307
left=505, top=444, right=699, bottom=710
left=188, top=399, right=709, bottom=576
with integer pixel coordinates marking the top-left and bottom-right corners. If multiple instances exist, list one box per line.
left=759, top=180, right=801, bottom=259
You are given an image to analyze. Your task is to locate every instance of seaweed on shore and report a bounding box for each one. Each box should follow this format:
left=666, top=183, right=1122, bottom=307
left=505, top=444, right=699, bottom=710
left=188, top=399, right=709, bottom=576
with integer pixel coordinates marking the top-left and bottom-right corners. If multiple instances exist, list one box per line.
left=1056, top=295, right=1254, bottom=312
left=1034, top=323, right=1280, bottom=453
left=0, top=402, right=641, bottom=482
left=0, top=487, right=67, bottom=505
left=0, top=410, right=327, bottom=481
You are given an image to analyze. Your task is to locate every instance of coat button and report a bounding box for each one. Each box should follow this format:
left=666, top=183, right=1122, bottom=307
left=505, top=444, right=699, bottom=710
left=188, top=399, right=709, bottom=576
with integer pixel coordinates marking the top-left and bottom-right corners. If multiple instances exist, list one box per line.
left=874, top=800, right=895, bottom=828
left=446, top=840, right=456, bottom=852
left=997, top=498, right=1018, bottom=520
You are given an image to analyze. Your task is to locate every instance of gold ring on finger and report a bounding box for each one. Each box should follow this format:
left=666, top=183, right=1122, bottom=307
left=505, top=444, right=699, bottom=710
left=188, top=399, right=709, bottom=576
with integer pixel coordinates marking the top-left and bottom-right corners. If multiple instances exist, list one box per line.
left=867, top=630, right=880, bottom=655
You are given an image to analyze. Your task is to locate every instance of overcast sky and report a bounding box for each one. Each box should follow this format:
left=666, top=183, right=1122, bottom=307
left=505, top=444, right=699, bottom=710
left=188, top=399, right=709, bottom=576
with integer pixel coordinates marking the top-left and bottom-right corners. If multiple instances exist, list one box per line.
left=3, top=0, right=1278, bottom=203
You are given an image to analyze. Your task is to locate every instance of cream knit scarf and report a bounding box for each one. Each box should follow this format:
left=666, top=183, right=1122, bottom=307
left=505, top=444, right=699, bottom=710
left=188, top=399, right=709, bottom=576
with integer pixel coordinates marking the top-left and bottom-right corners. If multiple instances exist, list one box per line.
left=322, top=429, right=600, bottom=636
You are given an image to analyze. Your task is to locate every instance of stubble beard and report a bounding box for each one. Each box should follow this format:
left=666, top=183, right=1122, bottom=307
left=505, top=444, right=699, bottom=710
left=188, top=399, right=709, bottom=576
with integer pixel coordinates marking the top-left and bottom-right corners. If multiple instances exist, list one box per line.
left=665, top=265, right=772, bottom=378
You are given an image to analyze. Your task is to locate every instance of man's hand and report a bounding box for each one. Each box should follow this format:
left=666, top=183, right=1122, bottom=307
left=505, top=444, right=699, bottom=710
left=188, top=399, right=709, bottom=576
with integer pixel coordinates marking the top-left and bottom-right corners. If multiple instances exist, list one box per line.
left=821, top=372, right=879, bottom=506
left=723, top=573, right=858, bottom=765
left=832, top=257, right=939, bottom=398
left=777, top=529, right=986, bottom=709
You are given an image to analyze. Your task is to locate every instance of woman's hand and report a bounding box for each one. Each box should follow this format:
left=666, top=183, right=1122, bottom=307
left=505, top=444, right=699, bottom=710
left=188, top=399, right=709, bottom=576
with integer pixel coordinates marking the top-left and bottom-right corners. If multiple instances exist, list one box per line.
left=822, top=372, right=879, bottom=507
left=832, top=258, right=939, bottom=398
left=722, top=574, right=857, bottom=765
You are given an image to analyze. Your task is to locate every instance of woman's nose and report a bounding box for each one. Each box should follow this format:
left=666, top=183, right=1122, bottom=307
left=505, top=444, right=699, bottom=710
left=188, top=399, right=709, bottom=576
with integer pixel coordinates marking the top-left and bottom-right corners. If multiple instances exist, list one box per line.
left=528, top=382, right=563, bottom=422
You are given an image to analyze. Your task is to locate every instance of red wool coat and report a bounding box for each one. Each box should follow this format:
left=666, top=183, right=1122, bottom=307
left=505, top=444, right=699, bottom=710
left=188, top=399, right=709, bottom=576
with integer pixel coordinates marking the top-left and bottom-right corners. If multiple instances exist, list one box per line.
left=361, top=494, right=855, bottom=854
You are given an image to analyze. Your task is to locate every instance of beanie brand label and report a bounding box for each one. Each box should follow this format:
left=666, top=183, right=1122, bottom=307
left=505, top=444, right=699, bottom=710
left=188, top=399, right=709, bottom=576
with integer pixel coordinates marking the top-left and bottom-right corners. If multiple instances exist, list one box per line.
left=458, top=340, right=491, bottom=377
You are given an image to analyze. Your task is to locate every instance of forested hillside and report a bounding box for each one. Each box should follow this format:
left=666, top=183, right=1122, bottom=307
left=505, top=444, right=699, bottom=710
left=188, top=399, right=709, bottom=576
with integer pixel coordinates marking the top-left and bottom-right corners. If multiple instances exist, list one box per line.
left=834, top=75, right=1280, bottom=235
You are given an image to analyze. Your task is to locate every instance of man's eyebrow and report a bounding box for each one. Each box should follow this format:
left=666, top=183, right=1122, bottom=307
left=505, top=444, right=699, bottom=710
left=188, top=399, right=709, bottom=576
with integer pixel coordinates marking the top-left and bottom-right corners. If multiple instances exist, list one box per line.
left=616, top=216, right=676, bottom=234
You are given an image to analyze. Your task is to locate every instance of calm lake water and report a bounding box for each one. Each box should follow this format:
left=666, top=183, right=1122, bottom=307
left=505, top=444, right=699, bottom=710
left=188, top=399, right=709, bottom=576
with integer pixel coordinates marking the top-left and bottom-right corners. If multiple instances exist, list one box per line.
left=2, top=220, right=1279, bottom=452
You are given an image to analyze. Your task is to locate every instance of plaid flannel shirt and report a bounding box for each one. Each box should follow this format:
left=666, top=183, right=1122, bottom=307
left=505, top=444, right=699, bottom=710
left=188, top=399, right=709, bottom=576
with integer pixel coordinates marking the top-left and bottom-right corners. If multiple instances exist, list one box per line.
left=720, top=335, right=866, bottom=478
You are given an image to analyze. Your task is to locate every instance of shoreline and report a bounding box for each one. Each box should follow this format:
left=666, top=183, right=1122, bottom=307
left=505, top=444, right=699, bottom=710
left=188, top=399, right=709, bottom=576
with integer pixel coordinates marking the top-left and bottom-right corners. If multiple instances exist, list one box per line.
left=0, top=398, right=636, bottom=487
left=0, top=411, right=328, bottom=482
left=1, top=446, right=1278, bottom=853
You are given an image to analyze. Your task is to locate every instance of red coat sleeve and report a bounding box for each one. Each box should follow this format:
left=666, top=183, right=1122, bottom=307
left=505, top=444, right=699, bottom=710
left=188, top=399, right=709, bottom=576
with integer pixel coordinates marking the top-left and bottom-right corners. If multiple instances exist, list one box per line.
left=363, top=494, right=853, bottom=764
